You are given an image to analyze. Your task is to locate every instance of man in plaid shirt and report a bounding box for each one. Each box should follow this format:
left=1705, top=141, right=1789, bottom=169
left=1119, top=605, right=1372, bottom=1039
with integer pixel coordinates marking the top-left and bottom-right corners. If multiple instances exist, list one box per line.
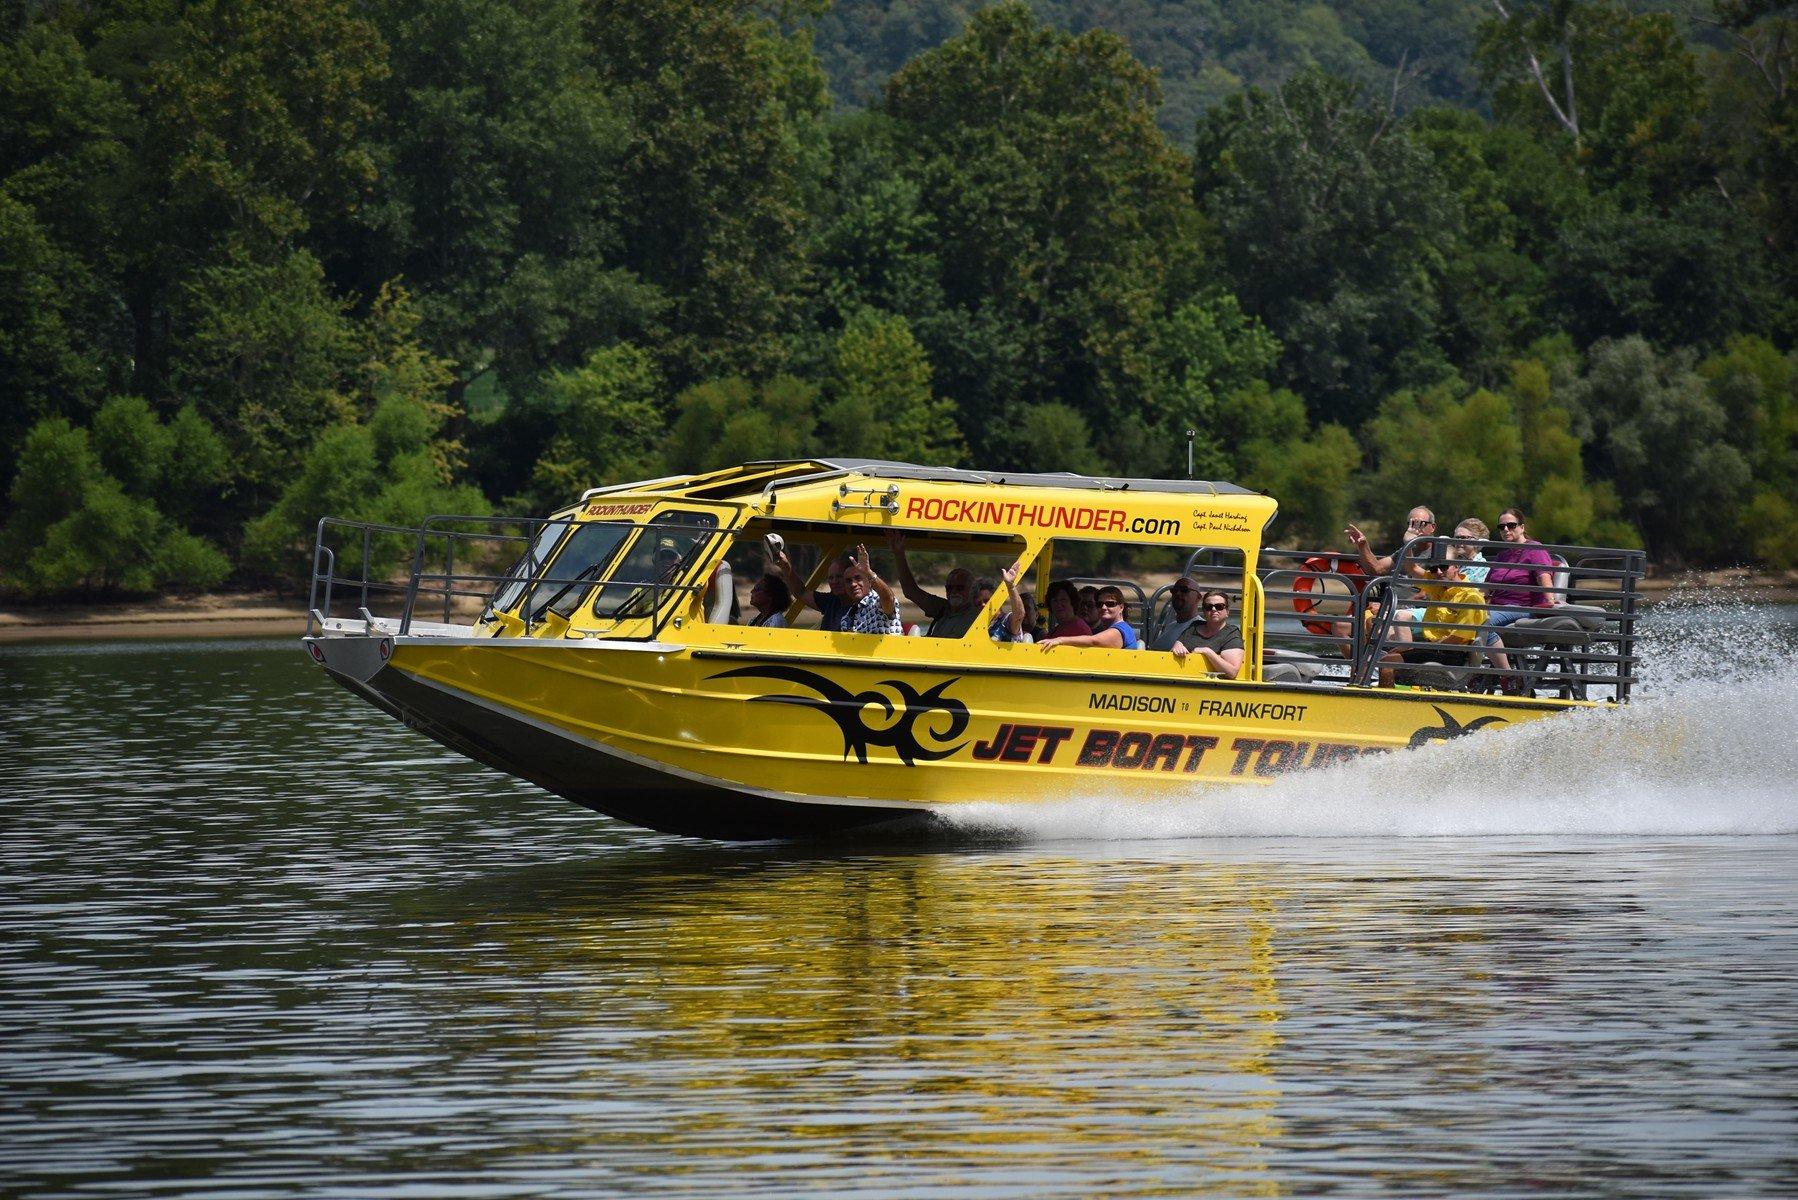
left=773, top=542, right=902, bottom=635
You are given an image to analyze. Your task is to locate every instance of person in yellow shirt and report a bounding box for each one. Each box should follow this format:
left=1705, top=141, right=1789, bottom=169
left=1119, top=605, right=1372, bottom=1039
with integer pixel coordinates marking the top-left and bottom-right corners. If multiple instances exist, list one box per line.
left=1377, top=560, right=1485, bottom=687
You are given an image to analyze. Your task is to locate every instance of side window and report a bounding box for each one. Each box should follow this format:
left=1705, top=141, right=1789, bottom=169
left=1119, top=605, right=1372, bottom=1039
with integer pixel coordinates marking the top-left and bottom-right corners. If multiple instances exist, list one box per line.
left=490, top=519, right=572, bottom=614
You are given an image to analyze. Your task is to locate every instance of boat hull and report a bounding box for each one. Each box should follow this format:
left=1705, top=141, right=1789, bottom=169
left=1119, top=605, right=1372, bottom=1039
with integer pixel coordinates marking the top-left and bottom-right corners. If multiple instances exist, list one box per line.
left=306, top=632, right=1589, bottom=840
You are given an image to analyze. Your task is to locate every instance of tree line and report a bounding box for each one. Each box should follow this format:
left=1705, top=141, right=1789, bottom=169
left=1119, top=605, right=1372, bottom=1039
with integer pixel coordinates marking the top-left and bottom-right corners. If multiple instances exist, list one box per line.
left=2, top=0, right=1795, bottom=598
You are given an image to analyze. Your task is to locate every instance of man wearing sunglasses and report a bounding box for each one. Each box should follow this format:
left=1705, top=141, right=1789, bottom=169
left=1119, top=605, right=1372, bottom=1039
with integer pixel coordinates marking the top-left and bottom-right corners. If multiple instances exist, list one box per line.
left=1344, top=506, right=1436, bottom=576
left=885, top=530, right=983, bottom=639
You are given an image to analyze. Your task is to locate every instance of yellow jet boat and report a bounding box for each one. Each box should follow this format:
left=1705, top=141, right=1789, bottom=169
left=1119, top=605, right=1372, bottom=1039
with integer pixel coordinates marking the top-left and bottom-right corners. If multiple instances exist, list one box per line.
left=302, top=460, right=1645, bottom=839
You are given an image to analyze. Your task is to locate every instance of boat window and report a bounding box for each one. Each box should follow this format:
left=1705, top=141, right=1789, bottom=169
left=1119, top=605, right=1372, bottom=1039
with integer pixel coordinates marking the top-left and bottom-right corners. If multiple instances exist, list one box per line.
left=1044, top=540, right=1248, bottom=649
left=589, top=511, right=721, bottom=620
left=489, top=519, right=573, bottom=614
left=522, top=521, right=634, bottom=624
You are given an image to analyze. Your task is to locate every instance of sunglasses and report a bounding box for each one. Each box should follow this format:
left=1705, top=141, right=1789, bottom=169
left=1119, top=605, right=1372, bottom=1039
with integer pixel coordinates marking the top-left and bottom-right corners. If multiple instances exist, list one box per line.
left=1202, top=601, right=1228, bottom=611
left=1098, top=598, right=1123, bottom=609
left=1427, top=563, right=1451, bottom=573
left=1498, top=521, right=1522, bottom=532
left=1407, top=518, right=1435, bottom=529
left=1171, top=584, right=1194, bottom=595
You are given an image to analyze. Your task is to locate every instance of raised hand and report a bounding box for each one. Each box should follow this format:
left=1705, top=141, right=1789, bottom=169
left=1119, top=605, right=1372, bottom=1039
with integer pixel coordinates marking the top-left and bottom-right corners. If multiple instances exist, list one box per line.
left=1344, top=523, right=1368, bottom=550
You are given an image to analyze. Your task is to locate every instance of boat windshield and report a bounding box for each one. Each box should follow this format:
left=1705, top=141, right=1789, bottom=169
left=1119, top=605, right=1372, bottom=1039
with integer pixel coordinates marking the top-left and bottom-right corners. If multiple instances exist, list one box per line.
left=522, top=521, right=635, bottom=624
left=590, top=512, right=720, bottom=619
left=489, top=519, right=573, bottom=614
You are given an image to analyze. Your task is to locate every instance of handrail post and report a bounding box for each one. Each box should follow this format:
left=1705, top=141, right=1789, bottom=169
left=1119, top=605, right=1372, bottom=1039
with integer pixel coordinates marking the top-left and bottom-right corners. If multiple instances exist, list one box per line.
left=400, top=517, right=432, bottom=637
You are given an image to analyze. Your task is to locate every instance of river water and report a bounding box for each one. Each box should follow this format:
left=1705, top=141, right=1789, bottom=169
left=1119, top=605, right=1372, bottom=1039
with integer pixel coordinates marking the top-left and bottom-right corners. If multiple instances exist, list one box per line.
left=3, top=602, right=1796, bottom=1197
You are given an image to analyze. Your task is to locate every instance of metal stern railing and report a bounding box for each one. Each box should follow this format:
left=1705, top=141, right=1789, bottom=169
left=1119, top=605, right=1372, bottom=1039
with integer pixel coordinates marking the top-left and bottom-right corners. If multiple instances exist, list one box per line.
left=1256, top=537, right=1645, bottom=701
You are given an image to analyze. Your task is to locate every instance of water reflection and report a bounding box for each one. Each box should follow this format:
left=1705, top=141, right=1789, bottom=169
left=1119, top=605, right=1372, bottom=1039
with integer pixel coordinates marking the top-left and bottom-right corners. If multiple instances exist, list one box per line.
left=3, top=637, right=1796, bottom=1197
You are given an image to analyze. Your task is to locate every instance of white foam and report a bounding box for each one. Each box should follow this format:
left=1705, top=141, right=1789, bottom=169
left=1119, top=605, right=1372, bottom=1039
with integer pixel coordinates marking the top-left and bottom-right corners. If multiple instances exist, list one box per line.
left=938, top=597, right=1798, bottom=841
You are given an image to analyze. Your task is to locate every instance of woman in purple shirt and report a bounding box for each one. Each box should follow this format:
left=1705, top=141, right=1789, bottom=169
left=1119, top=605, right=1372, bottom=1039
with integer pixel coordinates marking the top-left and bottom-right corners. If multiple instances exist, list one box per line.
left=1479, top=507, right=1562, bottom=684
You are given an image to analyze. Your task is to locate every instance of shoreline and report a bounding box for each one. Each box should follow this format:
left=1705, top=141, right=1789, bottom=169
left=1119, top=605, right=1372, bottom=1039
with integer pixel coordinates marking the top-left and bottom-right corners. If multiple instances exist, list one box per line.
left=3, top=570, right=1795, bottom=645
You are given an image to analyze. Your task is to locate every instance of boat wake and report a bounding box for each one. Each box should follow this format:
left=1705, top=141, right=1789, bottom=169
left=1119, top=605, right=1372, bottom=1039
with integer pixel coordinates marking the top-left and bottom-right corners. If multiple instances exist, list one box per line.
left=936, top=598, right=1798, bottom=841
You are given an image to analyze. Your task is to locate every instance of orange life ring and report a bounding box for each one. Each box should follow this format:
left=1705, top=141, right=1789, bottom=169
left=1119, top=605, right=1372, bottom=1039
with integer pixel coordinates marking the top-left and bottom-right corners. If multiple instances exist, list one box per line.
left=1291, top=557, right=1367, bottom=637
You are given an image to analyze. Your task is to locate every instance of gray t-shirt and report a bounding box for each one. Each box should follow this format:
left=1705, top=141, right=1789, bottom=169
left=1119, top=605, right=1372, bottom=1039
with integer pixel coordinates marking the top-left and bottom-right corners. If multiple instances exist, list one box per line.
left=925, top=605, right=981, bottom=639
left=1171, top=620, right=1243, bottom=657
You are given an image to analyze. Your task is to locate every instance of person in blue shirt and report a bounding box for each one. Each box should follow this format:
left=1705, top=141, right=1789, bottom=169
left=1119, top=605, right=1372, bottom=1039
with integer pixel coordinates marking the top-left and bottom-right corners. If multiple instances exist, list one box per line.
left=1039, top=584, right=1139, bottom=651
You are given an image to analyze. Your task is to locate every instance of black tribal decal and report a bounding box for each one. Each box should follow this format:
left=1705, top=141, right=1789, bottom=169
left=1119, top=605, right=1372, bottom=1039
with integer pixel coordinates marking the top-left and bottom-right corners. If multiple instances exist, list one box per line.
left=709, top=664, right=970, bottom=766
left=1408, top=705, right=1508, bottom=749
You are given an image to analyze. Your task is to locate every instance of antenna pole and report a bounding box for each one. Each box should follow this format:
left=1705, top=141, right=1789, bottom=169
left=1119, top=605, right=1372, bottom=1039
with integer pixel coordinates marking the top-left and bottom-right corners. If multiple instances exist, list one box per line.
left=1185, top=429, right=1196, bottom=479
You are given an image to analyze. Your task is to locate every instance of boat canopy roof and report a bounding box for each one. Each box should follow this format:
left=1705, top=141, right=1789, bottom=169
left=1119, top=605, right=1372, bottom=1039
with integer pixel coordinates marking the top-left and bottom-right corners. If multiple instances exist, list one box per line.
left=581, top=459, right=1263, bottom=502
left=569, top=459, right=1278, bottom=550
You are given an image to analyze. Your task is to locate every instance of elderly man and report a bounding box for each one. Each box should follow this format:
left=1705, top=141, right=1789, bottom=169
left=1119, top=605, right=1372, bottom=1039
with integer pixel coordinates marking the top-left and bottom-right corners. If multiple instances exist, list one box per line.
left=772, top=543, right=899, bottom=635
left=885, top=530, right=982, bottom=638
left=1344, top=505, right=1436, bottom=576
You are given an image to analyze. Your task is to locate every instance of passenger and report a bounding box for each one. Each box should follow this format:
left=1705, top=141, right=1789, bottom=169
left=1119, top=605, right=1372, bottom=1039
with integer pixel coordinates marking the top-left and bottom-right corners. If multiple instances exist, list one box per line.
left=1040, top=585, right=1140, bottom=651
left=1396, top=518, right=1491, bottom=631
left=990, top=563, right=1035, bottom=642
left=1478, top=507, right=1562, bottom=689
left=778, top=546, right=902, bottom=634
left=835, top=543, right=903, bottom=635
left=1042, top=580, right=1092, bottom=640
left=745, top=572, right=791, bottom=628
left=1344, top=506, right=1436, bottom=575
left=772, top=547, right=855, bottom=631
left=1483, top=508, right=1559, bottom=618
left=1077, top=586, right=1100, bottom=629
left=1168, top=589, right=1244, bottom=678
left=885, top=531, right=982, bottom=638
left=1377, top=559, right=1486, bottom=688
left=1146, top=574, right=1203, bottom=650
left=1452, top=518, right=1491, bottom=584
left=975, top=578, right=997, bottom=610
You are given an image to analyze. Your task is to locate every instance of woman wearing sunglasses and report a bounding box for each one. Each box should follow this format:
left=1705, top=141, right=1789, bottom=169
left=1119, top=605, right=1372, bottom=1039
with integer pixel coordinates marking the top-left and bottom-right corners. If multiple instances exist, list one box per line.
left=1478, top=507, right=1562, bottom=690
left=1170, top=589, right=1244, bottom=678
left=1039, top=585, right=1140, bottom=651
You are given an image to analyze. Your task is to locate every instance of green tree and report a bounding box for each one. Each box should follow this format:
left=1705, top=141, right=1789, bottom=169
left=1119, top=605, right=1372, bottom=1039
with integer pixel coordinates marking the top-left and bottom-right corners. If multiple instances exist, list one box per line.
left=1195, top=70, right=1463, bottom=424
left=1140, top=293, right=1283, bottom=477
left=1215, top=382, right=1358, bottom=547
left=1477, top=0, right=1707, bottom=203
left=524, top=344, right=667, bottom=511
left=341, top=0, right=661, bottom=404
left=818, top=309, right=964, bottom=464
left=1565, top=336, right=1752, bottom=562
left=586, top=0, right=831, bottom=383
left=985, top=402, right=1102, bottom=475
left=0, top=25, right=133, bottom=479
left=1549, top=193, right=1777, bottom=348
left=166, top=247, right=360, bottom=504
left=242, top=394, right=489, bottom=582
left=0, top=408, right=231, bottom=598
left=664, top=376, right=820, bottom=475
left=1364, top=382, right=1525, bottom=533
left=880, top=2, right=1203, bottom=458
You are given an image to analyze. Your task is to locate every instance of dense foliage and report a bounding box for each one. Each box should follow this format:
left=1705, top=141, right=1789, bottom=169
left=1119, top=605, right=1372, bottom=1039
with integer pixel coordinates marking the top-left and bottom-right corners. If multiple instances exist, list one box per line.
left=2, top=0, right=1795, bottom=598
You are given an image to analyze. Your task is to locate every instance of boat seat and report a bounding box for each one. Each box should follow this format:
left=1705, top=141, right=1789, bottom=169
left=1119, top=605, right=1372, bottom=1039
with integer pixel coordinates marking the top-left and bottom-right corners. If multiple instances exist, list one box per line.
left=1262, top=646, right=1324, bottom=685
left=1400, top=660, right=1477, bottom=691
left=1497, top=604, right=1609, bottom=698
